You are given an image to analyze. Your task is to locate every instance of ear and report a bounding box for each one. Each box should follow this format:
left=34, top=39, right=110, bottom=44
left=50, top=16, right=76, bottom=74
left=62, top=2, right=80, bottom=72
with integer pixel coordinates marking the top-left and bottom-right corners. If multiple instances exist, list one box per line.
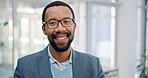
left=42, top=25, right=47, bottom=35
left=74, top=23, right=77, bottom=30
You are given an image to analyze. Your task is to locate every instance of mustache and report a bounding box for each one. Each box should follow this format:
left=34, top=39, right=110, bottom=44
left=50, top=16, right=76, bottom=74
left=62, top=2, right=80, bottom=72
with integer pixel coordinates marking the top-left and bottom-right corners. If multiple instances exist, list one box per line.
left=51, top=32, right=70, bottom=39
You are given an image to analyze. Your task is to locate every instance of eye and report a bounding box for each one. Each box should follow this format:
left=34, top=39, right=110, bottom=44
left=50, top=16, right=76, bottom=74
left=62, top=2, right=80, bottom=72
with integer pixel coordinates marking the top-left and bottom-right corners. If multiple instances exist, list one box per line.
left=48, top=21, right=57, bottom=26
left=62, top=19, right=72, bottom=25
left=63, top=20, right=70, bottom=24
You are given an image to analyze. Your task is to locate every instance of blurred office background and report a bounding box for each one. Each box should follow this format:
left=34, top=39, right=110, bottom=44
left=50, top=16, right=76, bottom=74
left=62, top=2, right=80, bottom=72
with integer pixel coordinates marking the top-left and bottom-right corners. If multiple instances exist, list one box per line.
left=0, top=0, right=147, bottom=78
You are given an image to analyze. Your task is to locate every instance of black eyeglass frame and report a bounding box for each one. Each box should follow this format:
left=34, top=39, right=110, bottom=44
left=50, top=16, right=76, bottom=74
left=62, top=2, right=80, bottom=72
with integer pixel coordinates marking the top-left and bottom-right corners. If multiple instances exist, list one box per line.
left=42, top=18, right=75, bottom=28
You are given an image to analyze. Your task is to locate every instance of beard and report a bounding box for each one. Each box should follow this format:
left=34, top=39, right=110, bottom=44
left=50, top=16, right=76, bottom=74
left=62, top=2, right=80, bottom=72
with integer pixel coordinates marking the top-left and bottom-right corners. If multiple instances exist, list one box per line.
left=47, top=32, right=74, bottom=52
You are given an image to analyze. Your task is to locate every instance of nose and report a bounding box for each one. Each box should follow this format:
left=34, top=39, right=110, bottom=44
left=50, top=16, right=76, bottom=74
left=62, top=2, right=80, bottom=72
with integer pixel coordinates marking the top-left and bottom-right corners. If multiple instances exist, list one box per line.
left=54, top=21, right=66, bottom=32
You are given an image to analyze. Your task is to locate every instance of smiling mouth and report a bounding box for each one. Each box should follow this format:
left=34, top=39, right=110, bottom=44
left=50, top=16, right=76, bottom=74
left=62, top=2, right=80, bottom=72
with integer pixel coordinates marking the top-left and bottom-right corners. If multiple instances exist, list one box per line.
left=52, top=32, right=70, bottom=39
left=52, top=32, right=70, bottom=44
left=56, top=36, right=66, bottom=40
left=55, top=36, right=68, bottom=44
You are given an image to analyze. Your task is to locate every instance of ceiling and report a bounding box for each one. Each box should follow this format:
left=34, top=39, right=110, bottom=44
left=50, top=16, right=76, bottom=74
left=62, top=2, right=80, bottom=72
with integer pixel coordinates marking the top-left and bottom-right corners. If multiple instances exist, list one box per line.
left=0, top=0, right=76, bottom=10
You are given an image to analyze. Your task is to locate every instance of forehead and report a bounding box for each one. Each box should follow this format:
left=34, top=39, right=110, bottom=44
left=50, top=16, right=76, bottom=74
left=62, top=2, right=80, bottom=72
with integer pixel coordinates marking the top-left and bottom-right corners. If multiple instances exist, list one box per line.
left=45, top=6, right=72, bottom=21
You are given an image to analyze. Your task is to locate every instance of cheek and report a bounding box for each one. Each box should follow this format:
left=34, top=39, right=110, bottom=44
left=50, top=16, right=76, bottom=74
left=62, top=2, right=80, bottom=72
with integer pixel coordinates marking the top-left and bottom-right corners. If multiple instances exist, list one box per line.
left=68, top=26, right=75, bottom=33
left=68, top=28, right=75, bottom=38
left=46, top=29, right=54, bottom=35
left=71, top=27, right=75, bottom=34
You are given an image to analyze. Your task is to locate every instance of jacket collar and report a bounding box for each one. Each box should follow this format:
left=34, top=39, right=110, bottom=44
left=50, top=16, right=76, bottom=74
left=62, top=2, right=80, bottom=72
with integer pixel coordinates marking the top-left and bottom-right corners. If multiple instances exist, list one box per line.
left=38, top=46, right=53, bottom=78
left=38, top=45, right=84, bottom=78
left=72, top=50, right=84, bottom=78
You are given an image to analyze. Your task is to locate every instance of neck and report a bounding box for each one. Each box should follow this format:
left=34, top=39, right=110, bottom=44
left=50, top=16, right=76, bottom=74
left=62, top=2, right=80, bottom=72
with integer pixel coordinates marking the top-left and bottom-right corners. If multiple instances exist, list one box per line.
left=50, top=46, right=71, bottom=63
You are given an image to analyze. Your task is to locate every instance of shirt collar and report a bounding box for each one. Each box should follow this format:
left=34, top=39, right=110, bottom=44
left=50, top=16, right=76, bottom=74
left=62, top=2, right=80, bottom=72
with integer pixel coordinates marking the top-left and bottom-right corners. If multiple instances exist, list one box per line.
left=48, top=45, right=72, bottom=64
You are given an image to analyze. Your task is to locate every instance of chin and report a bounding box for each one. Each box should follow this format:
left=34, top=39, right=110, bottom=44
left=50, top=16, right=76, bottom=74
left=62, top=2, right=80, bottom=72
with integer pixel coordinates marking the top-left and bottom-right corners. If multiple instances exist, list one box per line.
left=54, top=44, right=70, bottom=52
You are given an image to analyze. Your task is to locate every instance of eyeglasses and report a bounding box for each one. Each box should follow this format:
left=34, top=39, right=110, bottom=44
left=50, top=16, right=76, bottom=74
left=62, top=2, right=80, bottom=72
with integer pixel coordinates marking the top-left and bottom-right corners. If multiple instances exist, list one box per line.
left=42, top=18, right=75, bottom=29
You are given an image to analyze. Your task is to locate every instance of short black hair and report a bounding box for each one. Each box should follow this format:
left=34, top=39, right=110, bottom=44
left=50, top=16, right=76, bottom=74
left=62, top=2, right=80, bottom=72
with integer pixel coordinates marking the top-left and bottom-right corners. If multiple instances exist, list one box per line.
left=42, top=1, right=75, bottom=24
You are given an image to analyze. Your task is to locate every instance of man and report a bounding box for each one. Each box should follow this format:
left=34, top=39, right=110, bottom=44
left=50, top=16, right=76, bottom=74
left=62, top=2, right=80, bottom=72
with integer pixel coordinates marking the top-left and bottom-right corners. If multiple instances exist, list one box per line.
left=14, top=1, right=105, bottom=78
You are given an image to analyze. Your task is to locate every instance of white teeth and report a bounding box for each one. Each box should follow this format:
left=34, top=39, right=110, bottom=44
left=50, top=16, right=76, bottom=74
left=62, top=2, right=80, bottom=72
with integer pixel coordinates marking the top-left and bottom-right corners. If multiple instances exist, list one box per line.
left=57, top=36, right=66, bottom=40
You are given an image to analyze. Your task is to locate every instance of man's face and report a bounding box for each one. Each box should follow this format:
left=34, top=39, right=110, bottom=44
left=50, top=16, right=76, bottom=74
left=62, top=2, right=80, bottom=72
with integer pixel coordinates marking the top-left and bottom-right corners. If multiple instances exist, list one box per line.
left=42, top=6, right=76, bottom=52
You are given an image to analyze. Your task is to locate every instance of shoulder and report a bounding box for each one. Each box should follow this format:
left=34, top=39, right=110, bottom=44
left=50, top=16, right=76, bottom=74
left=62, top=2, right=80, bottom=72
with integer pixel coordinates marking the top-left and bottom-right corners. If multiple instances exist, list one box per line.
left=73, top=50, right=98, bottom=59
left=73, top=50, right=105, bottom=77
left=14, top=50, right=47, bottom=77
left=73, top=50, right=99, bottom=63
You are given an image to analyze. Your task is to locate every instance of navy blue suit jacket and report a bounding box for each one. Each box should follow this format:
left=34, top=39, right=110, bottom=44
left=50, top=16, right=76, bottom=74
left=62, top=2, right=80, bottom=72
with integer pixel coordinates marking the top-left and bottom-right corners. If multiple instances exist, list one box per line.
left=14, top=46, right=105, bottom=78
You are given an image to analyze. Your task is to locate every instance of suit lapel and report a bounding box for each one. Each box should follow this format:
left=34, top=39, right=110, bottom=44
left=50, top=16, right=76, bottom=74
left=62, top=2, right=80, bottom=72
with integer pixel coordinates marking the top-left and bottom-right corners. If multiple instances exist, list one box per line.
left=72, top=50, right=84, bottom=78
left=37, top=47, right=84, bottom=78
left=38, top=46, right=53, bottom=78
